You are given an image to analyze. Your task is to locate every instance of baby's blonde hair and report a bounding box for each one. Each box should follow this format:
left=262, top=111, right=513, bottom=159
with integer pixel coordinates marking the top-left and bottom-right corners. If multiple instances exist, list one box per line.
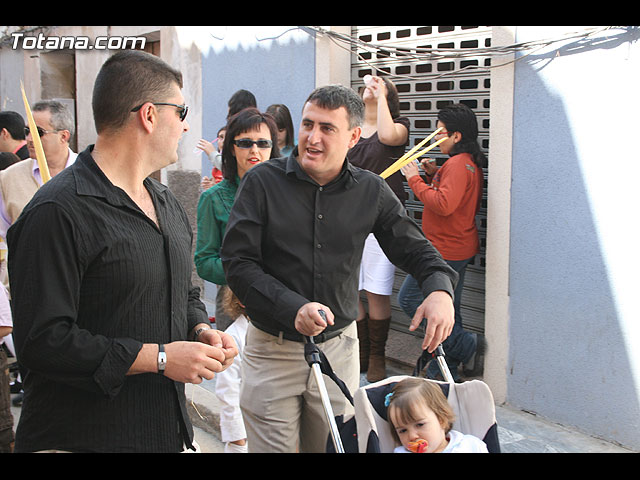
left=387, top=377, right=455, bottom=442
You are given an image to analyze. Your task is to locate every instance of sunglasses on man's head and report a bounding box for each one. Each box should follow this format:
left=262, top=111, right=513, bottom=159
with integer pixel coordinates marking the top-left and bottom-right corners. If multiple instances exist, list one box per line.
left=233, top=139, right=273, bottom=149
left=130, top=102, right=189, bottom=122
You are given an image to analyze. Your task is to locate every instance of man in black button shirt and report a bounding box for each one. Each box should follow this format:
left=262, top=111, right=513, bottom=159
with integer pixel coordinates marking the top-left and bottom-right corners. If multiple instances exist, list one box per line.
left=221, top=85, right=457, bottom=452
left=7, top=50, right=237, bottom=452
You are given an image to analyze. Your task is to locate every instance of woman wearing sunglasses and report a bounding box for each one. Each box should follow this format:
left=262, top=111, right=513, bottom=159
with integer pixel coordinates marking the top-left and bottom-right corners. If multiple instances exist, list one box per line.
left=195, top=108, right=280, bottom=327
left=194, top=108, right=279, bottom=452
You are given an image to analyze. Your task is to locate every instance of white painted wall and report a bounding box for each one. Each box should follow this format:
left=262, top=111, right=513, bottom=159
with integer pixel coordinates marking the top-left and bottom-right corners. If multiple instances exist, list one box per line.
left=490, top=26, right=640, bottom=449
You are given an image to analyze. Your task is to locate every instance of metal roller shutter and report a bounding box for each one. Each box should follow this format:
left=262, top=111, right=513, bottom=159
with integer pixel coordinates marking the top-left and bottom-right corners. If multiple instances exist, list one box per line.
left=350, top=26, right=490, bottom=337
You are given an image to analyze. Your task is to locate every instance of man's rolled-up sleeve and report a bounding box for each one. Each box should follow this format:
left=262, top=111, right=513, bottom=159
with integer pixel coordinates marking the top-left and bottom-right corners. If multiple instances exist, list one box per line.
left=187, top=283, right=210, bottom=334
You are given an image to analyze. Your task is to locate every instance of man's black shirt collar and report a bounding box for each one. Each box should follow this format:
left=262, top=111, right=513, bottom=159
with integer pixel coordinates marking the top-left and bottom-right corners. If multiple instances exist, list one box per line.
left=73, top=145, right=168, bottom=208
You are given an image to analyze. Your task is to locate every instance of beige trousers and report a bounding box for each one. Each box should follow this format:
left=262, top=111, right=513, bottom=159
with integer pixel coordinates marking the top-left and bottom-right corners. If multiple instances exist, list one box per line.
left=240, top=322, right=359, bottom=453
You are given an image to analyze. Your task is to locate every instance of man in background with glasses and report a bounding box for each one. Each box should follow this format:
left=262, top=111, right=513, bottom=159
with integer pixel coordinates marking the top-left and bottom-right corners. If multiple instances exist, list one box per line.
left=7, top=50, right=237, bottom=452
left=0, top=101, right=77, bottom=408
left=0, top=100, right=77, bottom=271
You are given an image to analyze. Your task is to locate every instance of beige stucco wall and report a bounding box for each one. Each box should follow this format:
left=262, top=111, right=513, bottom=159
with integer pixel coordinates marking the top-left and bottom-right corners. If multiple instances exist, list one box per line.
left=314, top=26, right=352, bottom=87
left=483, top=26, right=516, bottom=404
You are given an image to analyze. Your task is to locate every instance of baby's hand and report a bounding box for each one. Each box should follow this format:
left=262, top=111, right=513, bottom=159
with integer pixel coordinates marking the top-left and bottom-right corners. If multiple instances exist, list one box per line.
left=407, top=438, right=429, bottom=453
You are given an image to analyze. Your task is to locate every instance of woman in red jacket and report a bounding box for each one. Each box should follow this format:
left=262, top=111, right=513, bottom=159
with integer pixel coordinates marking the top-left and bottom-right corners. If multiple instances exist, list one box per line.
left=400, top=104, right=486, bottom=381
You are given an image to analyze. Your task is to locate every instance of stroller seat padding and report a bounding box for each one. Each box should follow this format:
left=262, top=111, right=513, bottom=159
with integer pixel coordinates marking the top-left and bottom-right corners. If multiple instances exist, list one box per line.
left=352, top=375, right=500, bottom=453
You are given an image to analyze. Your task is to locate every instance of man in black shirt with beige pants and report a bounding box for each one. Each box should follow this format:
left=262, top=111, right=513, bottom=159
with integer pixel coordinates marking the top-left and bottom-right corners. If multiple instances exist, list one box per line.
left=8, top=50, right=237, bottom=453
left=222, top=84, right=457, bottom=453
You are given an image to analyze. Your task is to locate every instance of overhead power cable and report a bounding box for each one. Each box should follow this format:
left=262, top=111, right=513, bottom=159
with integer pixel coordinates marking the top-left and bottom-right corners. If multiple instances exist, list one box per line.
left=304, top=26, right=627, bottom=80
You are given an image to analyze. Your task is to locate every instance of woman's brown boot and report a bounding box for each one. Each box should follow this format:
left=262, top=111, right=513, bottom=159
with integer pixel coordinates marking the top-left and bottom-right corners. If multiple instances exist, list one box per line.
left=367, top=317, right=391, bottom=382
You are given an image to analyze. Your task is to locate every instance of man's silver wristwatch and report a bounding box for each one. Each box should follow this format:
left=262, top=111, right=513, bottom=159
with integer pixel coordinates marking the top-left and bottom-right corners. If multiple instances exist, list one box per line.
left=157, top=344, right=167, bottom=374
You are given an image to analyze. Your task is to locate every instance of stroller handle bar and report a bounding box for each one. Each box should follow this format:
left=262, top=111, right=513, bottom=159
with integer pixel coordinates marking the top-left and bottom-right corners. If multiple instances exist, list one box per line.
left=304, top=310, right=346, bottom=453
left=433, top=344, right=456, bottom=384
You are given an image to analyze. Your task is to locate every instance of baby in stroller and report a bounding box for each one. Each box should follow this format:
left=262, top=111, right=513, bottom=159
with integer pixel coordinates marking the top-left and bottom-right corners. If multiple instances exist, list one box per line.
left=385, top=377, right=488, bottom=453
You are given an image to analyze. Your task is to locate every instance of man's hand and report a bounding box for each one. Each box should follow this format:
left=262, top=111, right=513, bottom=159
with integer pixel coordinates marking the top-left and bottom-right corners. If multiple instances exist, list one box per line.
left=294, top=302, right=334, bottom=338
left=139, top=328, right=239, bottom=384
left=197, top=328, right=238, bottom=370
left=161, top=341, right=227, bottom=384
left=409, top=290, right=455, bottom=353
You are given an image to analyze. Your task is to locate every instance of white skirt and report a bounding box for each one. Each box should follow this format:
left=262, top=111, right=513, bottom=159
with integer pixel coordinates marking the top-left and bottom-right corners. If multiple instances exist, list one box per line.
left=359, top=233, right=396, bottom=295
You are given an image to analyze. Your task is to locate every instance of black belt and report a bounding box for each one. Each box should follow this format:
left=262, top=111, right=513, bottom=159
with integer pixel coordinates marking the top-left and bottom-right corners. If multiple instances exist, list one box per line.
left=251, top=321, right=345, bottom=343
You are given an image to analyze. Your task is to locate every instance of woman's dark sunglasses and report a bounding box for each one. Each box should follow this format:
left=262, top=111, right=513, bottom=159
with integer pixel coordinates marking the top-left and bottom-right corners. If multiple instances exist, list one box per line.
left=233, top=139, right=273, bottom=149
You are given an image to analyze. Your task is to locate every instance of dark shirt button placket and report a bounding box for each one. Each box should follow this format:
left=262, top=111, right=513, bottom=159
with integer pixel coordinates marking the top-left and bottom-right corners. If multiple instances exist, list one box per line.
left=313, top=187, right=325, bottom=298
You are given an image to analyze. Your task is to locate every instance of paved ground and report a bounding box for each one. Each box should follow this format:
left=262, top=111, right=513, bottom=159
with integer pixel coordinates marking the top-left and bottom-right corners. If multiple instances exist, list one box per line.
left=182, top=364, right=635, bottom=453
left=8, top=362, right=635, bottom=453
